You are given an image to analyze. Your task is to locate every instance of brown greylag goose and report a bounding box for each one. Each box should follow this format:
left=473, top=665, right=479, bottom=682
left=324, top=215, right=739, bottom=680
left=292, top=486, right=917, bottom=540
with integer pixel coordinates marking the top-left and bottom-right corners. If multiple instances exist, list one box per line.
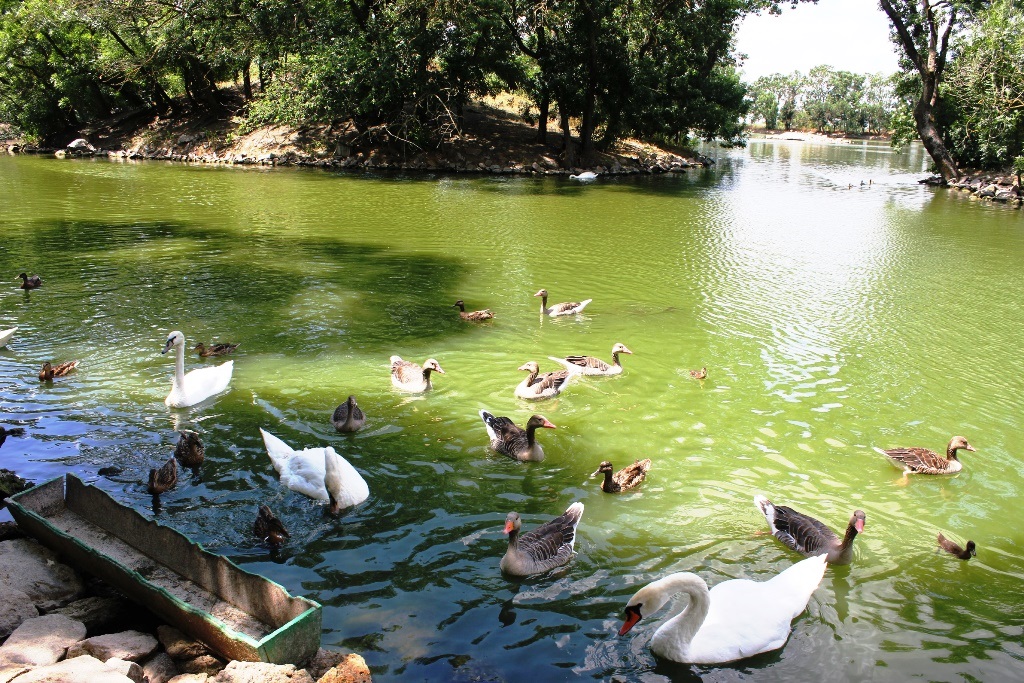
left=514, top=361, right=571, bottom=400
left=174, top=430, right=205, bottom=470
left=194, top=342, right=240, bottom=357
left=390, top=356, right=445, bottom=393
left=332, top=395, right=366, bottom=432
left=937, top=533, right=975, bottom=560
left=254, top=505, right=290, bottom=547
left=500, top=502, right=584, bottom=577
left=480, top=411, right=555, bottom=461
left=593, top=459, right=652, bottom=493
left=534, top=289, right=592, bottom=317
left=754, top=495, right=865, bottom=565
left=881, top=436, right=975, bottom=484
left=39, top=361, right=79, bottom=381
left=16, top=273, right=42, bottom=289
left=148, top=457, right=178, bottom=495
left=549, top=343, right=632, bottom=376
left=453, top=300, right=495, bottom=321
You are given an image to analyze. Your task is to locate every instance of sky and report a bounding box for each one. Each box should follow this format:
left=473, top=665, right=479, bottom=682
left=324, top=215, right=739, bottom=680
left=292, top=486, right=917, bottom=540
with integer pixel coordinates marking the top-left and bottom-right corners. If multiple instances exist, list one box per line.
left=735, top=0, right=901, bottom=81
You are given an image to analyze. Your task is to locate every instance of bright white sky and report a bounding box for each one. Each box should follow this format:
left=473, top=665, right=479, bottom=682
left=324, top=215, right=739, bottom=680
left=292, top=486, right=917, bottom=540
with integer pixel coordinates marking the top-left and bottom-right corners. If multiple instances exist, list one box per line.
left=735, top=0, right=901, bottom=81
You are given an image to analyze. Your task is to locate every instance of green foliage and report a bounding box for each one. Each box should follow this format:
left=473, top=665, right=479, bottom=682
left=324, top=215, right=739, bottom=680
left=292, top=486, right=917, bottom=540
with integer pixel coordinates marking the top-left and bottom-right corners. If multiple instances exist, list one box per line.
left=943, top=0, right=1024, bottom=168
left=745, top=67, right=898, bottom=134
left=0, top=0, right=815, bottom=158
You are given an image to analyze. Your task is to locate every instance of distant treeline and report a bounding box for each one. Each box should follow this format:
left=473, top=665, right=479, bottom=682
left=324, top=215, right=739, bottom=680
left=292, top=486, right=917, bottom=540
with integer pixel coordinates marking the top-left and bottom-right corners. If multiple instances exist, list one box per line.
left=745, top=67, right=898, bottom=136
left=0, top=0, right=807, bottom=165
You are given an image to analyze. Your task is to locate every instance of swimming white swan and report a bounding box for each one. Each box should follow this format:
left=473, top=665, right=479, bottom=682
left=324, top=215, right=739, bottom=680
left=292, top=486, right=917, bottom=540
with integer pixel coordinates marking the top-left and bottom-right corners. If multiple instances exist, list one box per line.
left=162, top=330, right=233, bottom=408
left=0, top=327, right=16, bottom=348
left=259, top=428, right=369, bottom=512
left=619, top=554, right=827, bottom=665
left=569, top=171, right=598, bottom=182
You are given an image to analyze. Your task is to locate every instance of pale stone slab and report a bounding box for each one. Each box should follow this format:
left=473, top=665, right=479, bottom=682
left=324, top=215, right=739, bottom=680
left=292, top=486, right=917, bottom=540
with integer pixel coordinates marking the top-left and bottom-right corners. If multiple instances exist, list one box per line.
left=316, top=654, right=371, bottom=683
left=66, top=629, right=158, bottom=662
left=12, top=655, right=135, bottom=683
left=0, top=585, right=38, bottom=639
left=157, top=624, right=209, bottom=660
left=106, top=657, right=145, bottom=683
left=0, top=539, right=84, bottom=610
left=167, top=675, right=208, bottom=683
left=0, top=614, right=86, bottom=666
left=211, top=661, right=314, bottom=683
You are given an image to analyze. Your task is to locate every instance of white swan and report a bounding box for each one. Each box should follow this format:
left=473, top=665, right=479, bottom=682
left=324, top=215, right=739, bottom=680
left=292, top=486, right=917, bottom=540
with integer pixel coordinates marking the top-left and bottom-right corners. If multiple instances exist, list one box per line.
left=619, top=554, right=827, bottom=665
left=569, top=171, right=598, bottom=182
left=260, top=428, right=369, bottom=512
left=0, top=327, right=16, bottom=348
left=162, top=331, right=233, bottom=407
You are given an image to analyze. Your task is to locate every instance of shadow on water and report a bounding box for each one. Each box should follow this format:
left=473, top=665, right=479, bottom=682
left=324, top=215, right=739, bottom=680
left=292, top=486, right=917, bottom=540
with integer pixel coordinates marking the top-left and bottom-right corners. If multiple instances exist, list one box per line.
left=1, top=218, right=477, bottom=349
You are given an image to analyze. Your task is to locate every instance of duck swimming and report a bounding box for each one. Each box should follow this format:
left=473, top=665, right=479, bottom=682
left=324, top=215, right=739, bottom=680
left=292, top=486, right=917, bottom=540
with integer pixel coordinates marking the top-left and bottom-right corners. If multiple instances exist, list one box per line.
left=500, top=502, right=584, bottom=577
left=254, top=505, right=290, bottom=547
left=0, top=426, right=26, bottom=449
left=754, top=495, right=865, bottom=565
left=453, top=300, right=495, bottom=321
left=16, top=273, right=41, bottom=289
left=39, top=361, right=79, bottom=381
left=514, top=361, right=571, bottom=400
left=534, top=289, right=592, bottom=317
left=148, top=457, right=178, bottom=495
left=390, top=356, right=445, bottom=393
left=194, top=342, right=240, bottom=357
left=549, top=343, right=632, bottom=376
left=881, top=435, right=975, bottom=483
left=331, top=395, right=366, bottom=433
left=937, top=533, right=975, bottom=560
left=593, top=459, right=651, bottom=493
left=174, top=430, right=205, bottom=470
left=480, top=411, right=555, bottom=461
left=689, top=367, right=707, bottom=380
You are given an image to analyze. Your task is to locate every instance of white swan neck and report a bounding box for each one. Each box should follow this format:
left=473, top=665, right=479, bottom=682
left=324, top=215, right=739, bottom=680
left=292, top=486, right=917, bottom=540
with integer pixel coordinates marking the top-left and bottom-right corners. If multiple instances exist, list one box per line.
left=173, top=342, right=186, bottom=390
left=652, top=574, right=711, bottom=657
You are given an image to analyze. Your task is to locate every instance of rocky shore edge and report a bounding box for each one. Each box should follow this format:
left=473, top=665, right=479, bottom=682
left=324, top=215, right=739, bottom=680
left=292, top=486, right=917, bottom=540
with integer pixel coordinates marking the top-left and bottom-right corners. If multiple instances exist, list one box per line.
left=921, top=171, right=1023, bottom=207
left=4, top=134, right=711, bottom=177
left=0, top=526, right=370, bottom=683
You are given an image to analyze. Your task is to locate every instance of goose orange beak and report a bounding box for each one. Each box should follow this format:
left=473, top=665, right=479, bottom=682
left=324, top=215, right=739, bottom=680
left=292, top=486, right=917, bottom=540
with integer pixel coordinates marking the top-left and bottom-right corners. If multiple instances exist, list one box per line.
left=503, top=520, right=515, bottom=534
left=541, top=419, right=556, bottom=429
left=855, top=518, right=865, bottom=533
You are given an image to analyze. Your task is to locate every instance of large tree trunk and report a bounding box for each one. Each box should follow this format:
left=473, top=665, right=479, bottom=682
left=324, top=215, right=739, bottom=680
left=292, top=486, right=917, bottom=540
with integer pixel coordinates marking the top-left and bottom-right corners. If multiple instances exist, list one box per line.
left=878, top=0, right=960, bottom=182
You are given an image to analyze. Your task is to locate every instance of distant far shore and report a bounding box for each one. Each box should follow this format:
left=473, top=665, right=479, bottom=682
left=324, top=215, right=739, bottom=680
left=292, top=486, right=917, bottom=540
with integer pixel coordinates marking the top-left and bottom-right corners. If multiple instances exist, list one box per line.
left=745, top=127, right=892, bottom=143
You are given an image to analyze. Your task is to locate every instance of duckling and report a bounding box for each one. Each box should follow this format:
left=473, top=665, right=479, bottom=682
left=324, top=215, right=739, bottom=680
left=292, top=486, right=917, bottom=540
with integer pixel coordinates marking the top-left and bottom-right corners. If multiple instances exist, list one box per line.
left=453, top=300, right=495, bottom=321
left=689, top=367, right=707, bottom=380
left=16, top=273, right=42, bottom=289
left=254, top=505, right=290, bottom=547
left=194, top=342, right=240, bottom=357
left=39, top=361, right=79, bottom=381
left=174, top=430, right=205, bottom=470
left=148, top=457, right=178, bottom=495
left=937, top=533, right=975, bottom=560
left=332, top=395, right=366, bottom=433
left=881, top=436, right=975, bottom=484
left=0, top=426, right=26, bottom=449
left=593, top=459, right=652, bottom=493
left=534, top=289, right=592, bottom=317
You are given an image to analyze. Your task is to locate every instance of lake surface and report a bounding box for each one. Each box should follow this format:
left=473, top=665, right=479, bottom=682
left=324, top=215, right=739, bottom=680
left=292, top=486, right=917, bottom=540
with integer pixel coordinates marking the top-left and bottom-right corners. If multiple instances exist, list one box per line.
left=1, top=140, right=1023, bottom=682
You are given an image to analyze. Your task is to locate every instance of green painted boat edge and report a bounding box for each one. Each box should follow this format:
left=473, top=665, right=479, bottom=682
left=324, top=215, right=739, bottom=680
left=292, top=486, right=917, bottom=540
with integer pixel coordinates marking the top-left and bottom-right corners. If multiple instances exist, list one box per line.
left=6, top=474, right=322, bottom=664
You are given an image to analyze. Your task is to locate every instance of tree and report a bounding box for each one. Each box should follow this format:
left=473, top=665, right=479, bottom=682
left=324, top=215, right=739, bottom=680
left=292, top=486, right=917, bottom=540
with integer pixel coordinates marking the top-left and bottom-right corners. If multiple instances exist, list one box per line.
left=877, top=0, right=986, bottom=181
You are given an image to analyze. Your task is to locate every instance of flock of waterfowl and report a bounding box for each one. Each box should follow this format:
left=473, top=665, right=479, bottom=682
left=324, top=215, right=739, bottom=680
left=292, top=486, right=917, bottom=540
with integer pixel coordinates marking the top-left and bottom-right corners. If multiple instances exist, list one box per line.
left=0, top=274, right=982, bottom=667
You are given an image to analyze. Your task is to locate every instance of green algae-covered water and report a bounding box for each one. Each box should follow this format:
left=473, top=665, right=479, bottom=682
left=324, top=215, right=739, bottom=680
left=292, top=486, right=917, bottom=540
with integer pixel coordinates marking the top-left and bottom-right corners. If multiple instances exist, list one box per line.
left=1, top=141, right=1023, bottom=681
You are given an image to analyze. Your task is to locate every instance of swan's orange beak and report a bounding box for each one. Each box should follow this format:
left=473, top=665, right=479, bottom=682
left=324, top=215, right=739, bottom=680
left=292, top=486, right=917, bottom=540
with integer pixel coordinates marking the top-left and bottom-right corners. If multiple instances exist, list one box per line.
left=855, top=518, right=865, bottom=533
left=503, top=520, right=515, bottom=534
left=619, top=605, right=642, bottom=636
